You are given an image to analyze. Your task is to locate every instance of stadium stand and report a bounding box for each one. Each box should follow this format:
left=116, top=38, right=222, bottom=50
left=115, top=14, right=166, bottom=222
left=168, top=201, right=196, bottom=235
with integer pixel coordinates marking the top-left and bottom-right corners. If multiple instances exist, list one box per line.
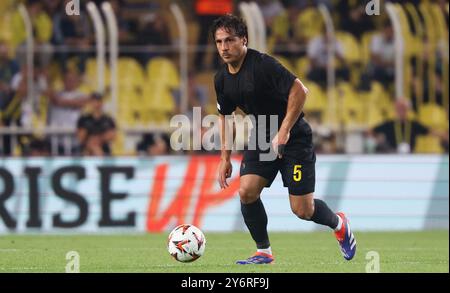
left=0, top=0, right=448, bottom=156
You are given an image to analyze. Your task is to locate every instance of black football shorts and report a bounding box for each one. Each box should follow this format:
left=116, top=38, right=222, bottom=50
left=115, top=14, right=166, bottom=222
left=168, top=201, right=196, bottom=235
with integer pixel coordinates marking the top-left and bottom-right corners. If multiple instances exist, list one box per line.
left=239, top=119, right=316, bottom=196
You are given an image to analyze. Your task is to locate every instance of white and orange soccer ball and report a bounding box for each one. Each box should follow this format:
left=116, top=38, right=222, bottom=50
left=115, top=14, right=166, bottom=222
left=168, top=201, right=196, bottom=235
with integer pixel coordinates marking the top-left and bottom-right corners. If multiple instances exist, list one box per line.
left=167, top=224, right=206, bottom=262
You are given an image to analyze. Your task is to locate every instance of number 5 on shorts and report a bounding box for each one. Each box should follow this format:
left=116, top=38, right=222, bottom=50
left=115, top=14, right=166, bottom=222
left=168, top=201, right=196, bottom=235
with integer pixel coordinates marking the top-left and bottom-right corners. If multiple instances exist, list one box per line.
left=293, top=165, right=302, bottom=182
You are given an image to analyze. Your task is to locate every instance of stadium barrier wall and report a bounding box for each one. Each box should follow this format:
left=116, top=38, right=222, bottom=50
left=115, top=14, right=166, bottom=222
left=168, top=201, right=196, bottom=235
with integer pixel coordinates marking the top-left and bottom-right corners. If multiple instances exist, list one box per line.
left=0, top=155, right=448, bottom=234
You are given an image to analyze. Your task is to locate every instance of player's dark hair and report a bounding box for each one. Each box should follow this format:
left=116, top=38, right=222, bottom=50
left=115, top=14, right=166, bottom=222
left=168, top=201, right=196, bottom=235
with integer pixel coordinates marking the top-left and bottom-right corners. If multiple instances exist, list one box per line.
left=210, top=14, right=248, bottom=42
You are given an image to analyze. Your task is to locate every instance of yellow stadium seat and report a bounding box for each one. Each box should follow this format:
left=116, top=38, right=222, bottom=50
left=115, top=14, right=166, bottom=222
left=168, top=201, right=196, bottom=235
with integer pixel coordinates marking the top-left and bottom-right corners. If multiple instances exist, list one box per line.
left=365, top=82, right=395, bottom=127
left=144, top=57, right=179, bottom=124
left=117, top=57, right=144, bottom=88
left=195, top=71, right=216, bottom=115
left=111, top=129, right=136, bottom=156
left=268, top=9, right=322, bottom=54
left=418, top=103, right=449, bottom=131
left=303, top=81, right=326, bottom=113
left=142, top=81, right=176, bottom=124
left=393, top=4, right=417, bottom=58
left=146, top=57, right=180, bottom=88
left=335, top=31, right=363, bottom=86
left=414, top=135, right=444, bottom=153
left=85, top=58, right=111, bottom=92
left=404, top=4, right=426, bottom=57
left=0, top=12, right=14, bottom=49
left=294, top=8, right=324, bottom=42
left=267, top=11, right=289, bottom=54
left=117, top=88, right=138, bottom=126
left=9, top=10, right=52, bottom=49
left=9, top=11, right=25, bottom=49
left=0, top=0, right=11, bottom=14
left=271, top=11, right=289, bottom=37
left=429, top=4, right=449, bottom=109
left=187, top=21, right=200, bottom=70
left=333, top=83, right=365, bottom=127
left=361, top=31, right=376, bottom=66
left=295, top=57, right=310, bottom=80
left=335, top=31, right=361, bottom=64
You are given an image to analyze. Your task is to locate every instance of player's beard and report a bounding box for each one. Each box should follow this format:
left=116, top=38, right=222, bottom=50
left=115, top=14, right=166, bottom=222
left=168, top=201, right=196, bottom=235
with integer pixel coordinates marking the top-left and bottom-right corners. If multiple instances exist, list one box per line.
left=223, top=48, right=246, bottom=68
left=221, top=53, right=236, bottom=65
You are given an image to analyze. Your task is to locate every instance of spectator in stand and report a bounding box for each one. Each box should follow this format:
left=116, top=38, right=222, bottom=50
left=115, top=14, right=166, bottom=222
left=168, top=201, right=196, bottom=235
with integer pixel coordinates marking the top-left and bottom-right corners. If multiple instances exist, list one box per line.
left=25, top=136, right=51, bottom=156
left=135, top=12, right=171, bottom=65
left=281, top=0, right=310, bottom=10
left=0, top=41, right=19, bottom=104
left=136, top=133, right=171, bottom=156
left=11, top=0, right=53, bottom=67
left=172, top=72, right=208, bottom=118
left=10, top=0, right=53, bottom=66
left=194, top=0, right=233, bottom=70
left=10, top=59, right=49, bottom=128
left=44, top=0, right=60, bottom=11
left=2, top=59, right=49, bottom=155
left=76, top=93, right=116, bottom=156
left=43, top=0, right=62, bottom=17
left=341, top=4, right=375, bottom=40
left=269, top=2, right=305, bottom=59
left=110, top=0, right=135, bottom=46
left=361, top=20, right=395, bottom=90
left=52, top=0, right=92, bottom=73
left=256, top=0, right=284, bottom=37
left=0, top=41, right=20, bottom=155
left=306, top=29, right=350, bottom=87
left=270, top=0, right=331, bottom=60
left=368, top=99, right=448, bottom=154
left=171, top=72, right=220, bottom=154
left=48, top=70, right=90, bottom=155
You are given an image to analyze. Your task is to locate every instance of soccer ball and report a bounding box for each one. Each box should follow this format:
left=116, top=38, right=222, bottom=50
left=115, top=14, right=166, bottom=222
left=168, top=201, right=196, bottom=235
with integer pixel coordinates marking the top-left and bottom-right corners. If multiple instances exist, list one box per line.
left=167, top=224, right=206, bottom=262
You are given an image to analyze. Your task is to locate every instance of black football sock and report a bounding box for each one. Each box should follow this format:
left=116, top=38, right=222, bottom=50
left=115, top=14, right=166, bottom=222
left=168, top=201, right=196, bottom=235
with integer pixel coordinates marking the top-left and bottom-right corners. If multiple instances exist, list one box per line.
left=241, top=198, right=271, bottom=249
left=310, top=199, right=339, bottom=229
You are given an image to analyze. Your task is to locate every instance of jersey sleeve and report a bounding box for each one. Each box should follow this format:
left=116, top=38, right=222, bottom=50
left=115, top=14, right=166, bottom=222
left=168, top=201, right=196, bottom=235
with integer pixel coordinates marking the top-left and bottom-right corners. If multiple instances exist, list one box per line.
left=261, top=54, right=297, bottom=98
left=214, top=72, right=236, bottom=115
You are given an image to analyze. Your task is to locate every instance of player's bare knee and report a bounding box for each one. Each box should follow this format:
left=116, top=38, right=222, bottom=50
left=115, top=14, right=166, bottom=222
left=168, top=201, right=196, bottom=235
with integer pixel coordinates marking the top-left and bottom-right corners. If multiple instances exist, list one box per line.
left=239, top=187, right=259, bottom=204
left=292, top=207, right=314, bottom=220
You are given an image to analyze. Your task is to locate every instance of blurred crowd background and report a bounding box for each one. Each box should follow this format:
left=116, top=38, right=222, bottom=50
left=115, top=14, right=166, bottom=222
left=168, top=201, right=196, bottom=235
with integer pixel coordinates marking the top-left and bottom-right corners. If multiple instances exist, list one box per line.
left=0, top=0, right=448, bottom=157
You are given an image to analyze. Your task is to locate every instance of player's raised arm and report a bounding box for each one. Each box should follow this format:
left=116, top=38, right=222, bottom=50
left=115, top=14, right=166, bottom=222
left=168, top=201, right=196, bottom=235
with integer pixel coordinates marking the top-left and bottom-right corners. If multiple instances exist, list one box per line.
left=272, top=79, right=309, bottom=157
left=218, top=113, right=234, bottom=189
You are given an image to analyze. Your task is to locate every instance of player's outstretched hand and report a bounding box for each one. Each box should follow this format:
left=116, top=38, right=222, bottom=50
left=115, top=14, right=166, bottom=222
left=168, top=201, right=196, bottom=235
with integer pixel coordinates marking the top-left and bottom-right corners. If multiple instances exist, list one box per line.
left=218, top=159, right=233, bottom=189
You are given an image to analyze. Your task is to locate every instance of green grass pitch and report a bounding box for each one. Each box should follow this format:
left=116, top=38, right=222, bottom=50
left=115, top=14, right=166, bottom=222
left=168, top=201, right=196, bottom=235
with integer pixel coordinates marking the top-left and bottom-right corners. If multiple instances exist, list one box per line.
left=0, top=231, right=448, bottom=273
